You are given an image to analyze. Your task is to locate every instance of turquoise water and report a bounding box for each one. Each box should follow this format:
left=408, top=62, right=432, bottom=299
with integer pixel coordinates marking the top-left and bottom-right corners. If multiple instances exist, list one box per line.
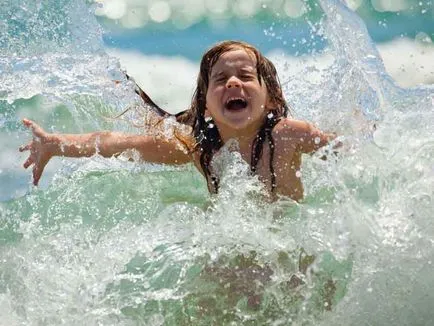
left=1, top=0, right=434, bottom=325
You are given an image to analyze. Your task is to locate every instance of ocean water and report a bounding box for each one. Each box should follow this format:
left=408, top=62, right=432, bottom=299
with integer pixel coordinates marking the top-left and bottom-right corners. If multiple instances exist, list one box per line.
left=1, top=0, right=434, bottom=325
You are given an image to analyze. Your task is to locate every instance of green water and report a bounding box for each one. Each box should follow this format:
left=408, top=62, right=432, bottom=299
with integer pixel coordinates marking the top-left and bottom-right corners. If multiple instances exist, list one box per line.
left=1, top=0, right=434, bottom=324
left=1, top=131, right=353, bottom=324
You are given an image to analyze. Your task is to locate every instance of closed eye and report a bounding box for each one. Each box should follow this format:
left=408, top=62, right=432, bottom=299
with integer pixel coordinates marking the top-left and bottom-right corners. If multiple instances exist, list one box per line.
left=211, top=75, right=226, bottom=84
left=240, top=74, right=256, bottom=81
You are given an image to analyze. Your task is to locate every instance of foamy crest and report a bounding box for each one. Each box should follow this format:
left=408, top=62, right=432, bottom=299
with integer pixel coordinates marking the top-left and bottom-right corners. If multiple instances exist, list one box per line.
left=1, top=0, right=434, bottom=324
left=106, top=48, right=197, bottom=114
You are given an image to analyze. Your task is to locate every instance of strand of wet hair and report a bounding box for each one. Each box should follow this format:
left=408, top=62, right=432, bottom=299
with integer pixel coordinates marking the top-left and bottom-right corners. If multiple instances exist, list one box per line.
left=250, top=112, right=279, bottom=192
left=132, top=79, right=219, bottom=194
left=196, top=114, right=222, bottom=193
left=267, top=127, right=276, bottom=191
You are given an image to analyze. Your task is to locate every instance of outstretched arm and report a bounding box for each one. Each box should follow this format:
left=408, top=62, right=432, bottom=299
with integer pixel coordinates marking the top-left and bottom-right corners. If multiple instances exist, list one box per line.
left=19, top=119, right=192, bottom=185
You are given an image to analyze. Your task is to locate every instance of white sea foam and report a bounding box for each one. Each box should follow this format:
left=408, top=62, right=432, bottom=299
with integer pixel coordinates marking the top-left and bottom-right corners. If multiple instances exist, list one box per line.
left=2, top=1, right=434, bottom=324
left=377, top=37, right=434, bottom=87
left=107, top=48, right=197, bottom=114
left=108, top=37, right=434, bottom=116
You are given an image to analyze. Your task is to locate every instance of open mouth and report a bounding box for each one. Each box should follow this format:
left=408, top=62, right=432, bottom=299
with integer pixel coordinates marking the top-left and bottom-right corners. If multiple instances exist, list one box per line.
left=225, top=97, right=248, bottom=111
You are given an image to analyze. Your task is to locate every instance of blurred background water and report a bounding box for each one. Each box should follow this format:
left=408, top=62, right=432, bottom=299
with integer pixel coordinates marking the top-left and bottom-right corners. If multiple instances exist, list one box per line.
left=94, top=0, right=434, bottom=110
left=1, top=0, right=434, bottom=325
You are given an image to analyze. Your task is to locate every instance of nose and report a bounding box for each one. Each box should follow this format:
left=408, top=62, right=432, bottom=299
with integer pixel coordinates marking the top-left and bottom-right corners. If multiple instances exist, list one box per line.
left=226, top=76, right=242, bottom=89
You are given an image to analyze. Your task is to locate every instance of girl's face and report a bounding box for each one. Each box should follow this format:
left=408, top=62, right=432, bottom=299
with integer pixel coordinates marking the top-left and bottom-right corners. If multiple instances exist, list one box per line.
left=205, top=48, right=270, bottom=136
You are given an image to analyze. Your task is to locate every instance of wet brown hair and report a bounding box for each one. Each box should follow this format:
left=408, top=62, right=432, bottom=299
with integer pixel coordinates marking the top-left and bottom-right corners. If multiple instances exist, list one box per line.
left=134, top=40, right=289, bottom=193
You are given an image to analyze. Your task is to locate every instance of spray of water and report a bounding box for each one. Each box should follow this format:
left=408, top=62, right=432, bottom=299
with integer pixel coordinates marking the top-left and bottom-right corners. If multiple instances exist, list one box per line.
left=0, top=0, right=433, bottom=325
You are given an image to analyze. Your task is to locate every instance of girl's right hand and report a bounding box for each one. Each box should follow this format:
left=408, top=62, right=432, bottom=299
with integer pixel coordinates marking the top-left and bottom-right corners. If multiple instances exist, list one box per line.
left=19, top=119, right=56, bottom=185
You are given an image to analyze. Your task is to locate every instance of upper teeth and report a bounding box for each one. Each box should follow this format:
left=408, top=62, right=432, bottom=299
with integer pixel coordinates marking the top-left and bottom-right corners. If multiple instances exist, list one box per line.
left=226, top=97, right=245, bottom=104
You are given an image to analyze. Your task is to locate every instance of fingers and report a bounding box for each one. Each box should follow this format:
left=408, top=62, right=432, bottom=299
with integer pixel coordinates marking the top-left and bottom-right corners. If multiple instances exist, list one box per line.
left=21, top=119, right=48, bottom=186
left=22, top=118, right=44, bottom=136
left=22, top=118, right=34, bottom=128
left=23, top=156, right=33, bottom=169
left=32, top=157, right=48, bottom=186
left=32, top=164, right=42, bottom=186
left=19, top=143, right=31, bottom=152
left=32, top=167, right=39, bottom=186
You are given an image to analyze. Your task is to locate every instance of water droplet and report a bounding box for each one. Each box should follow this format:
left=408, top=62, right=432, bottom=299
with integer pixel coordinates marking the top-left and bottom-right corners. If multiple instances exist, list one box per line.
left=415, top=32, right=432, bottom=44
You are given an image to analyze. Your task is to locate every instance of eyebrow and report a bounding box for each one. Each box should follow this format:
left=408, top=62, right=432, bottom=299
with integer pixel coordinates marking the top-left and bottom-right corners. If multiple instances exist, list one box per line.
left=210, top=66, right=256, bottom=79
left=210, top=71, right=225, bottom=79
left=240, top=66, right=255, bottom=73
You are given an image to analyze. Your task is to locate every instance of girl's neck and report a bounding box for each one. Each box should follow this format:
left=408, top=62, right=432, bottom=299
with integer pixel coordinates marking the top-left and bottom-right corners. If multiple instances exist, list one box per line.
left=218, top=126, right=260, bottom=153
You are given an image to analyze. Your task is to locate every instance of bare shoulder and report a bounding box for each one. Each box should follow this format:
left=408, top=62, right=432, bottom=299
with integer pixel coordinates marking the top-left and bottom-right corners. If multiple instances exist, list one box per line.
left=273, top=118, right=336, bottom=154
left=270, top=118, right=300, bottom=155
left=272, top=118, right=313, bottom=143
left=274, top=118, right=312, bottom=134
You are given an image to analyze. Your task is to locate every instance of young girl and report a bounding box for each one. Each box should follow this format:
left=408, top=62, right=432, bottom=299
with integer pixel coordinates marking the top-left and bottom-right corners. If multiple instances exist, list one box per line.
left=20, top=40, right=337, bottom=201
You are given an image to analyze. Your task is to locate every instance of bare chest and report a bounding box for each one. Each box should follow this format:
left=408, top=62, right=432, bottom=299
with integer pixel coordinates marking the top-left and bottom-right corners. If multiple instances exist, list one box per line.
left=193, top=143, right=304, bottom=200
left=245, top=144, right=303, bottom=199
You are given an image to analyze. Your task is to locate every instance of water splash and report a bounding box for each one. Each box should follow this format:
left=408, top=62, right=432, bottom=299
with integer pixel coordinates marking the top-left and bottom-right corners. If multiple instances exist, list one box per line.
left=0, top=0, right=104, bottom=55
left=1, top=0, right=434, bottom=325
